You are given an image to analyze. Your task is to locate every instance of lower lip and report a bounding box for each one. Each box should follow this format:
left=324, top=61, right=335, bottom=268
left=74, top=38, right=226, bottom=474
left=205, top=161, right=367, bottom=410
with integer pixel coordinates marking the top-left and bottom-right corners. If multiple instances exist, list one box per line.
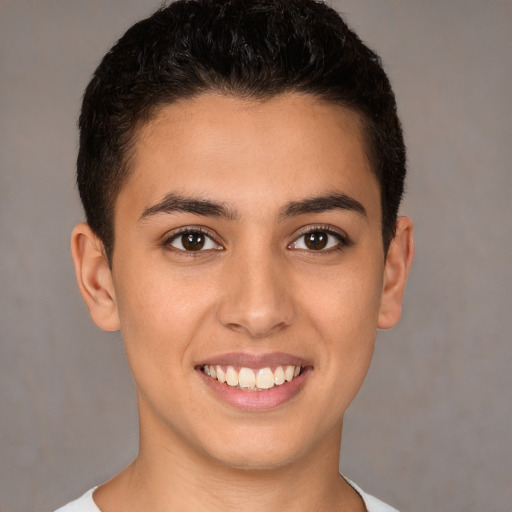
left=197, top=368, right=311, bottom=411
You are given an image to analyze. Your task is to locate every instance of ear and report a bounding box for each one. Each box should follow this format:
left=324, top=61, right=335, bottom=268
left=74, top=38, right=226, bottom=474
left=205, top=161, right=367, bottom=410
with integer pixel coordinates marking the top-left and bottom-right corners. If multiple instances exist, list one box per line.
left=70, top=222, right=120, bottom=332
left=378, top=216, right=415, bottom=329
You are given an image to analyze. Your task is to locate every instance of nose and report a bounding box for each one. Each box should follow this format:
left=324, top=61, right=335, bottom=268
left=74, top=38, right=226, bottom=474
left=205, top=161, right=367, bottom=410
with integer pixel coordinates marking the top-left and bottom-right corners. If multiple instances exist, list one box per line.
left=217, top=248, right=295, bottom=338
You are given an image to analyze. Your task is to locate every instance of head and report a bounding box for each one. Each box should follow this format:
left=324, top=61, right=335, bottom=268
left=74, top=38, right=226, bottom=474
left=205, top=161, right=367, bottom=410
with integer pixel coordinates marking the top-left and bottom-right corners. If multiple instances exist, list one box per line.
left=71, top=0, right=414, bottom=474
left=77, top=0, right=406, bottom=264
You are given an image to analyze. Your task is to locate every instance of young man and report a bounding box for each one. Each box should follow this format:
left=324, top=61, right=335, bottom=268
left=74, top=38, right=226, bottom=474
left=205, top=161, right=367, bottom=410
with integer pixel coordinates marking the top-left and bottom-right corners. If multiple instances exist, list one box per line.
left=58, top=0, right=413, bottom=510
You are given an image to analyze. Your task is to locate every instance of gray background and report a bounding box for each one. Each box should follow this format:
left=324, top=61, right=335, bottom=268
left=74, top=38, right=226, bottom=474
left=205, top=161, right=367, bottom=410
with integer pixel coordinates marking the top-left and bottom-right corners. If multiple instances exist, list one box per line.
left=1, top=1, right=511, bottom=511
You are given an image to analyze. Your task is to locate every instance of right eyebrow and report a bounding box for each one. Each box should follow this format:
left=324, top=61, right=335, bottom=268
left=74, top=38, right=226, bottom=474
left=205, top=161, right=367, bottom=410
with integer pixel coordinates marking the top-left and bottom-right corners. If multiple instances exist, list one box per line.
left=138, top=193, right=239, bottom=222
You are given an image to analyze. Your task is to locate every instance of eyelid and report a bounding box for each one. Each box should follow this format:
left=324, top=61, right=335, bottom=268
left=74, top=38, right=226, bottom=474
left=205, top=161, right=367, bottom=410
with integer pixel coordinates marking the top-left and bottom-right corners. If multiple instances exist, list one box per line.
left=162, top=226, right=224, bottom=251
left=288, top=224, right=351, bottom=250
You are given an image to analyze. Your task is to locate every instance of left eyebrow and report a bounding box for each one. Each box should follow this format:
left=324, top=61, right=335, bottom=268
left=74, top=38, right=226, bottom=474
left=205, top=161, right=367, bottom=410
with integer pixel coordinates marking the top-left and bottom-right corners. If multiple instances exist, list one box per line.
left=280, top=193, right=367, bottom=220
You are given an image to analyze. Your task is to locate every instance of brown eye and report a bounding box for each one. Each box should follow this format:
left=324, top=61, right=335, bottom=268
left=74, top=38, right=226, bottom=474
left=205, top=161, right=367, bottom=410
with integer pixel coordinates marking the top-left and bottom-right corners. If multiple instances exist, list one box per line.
left=167, top=230, right=222, bottom=252
left=289, top=228, right=347, bottom=252
left=304, top=231, right=328, bottom=250
left=182, top=232, right=205, bottom=251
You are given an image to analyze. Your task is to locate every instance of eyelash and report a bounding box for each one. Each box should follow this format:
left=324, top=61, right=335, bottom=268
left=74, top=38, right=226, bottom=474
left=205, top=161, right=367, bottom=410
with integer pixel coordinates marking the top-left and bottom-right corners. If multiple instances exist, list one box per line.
left=163, top=227, right=223, bottom=255
left=162, top=225, right=350, bottom=254
left=289, top=225, right=351, bottom=253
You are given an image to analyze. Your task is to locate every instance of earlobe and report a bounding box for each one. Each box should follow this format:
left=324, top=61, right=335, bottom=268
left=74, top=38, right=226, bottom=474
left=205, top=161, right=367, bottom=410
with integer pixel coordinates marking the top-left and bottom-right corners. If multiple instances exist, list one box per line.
left=70, top=222, right=121, bottom=332
left=377, top=216, right=415, bottom=330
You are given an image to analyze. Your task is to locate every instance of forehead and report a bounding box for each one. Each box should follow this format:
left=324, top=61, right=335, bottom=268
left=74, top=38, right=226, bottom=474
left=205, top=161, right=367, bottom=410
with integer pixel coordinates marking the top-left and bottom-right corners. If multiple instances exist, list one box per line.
left=119, top=92, right=380, bottom=221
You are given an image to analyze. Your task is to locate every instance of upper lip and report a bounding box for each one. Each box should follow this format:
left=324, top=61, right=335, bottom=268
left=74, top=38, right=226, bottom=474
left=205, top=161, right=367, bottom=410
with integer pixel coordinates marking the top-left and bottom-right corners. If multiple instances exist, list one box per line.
left=196, top=352, right=310, bottom=369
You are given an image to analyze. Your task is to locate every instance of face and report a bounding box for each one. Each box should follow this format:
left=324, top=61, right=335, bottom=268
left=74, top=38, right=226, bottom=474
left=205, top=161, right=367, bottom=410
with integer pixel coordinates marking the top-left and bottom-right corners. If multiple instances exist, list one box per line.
left=89, top=93, right=400, bottom=470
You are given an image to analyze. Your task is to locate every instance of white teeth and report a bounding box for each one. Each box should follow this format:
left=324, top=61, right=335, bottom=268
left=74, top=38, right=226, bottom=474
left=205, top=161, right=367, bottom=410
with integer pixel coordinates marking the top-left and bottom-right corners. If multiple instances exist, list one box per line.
left=274, top=366, right=285, bottom=385
left=256, top=367, right=275, bottom=389
left=226, top=366, right=238, bottom=387
left=238, top=367, right=256, bottom=388
left=203, top=364, right=304, bottom=390
left=216, top=365, right=226, bottom=383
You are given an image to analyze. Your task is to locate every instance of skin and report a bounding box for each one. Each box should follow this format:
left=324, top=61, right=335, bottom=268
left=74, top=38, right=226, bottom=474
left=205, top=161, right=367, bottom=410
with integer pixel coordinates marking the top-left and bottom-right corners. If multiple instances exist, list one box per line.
left=71, top=93, right=414, bottom=512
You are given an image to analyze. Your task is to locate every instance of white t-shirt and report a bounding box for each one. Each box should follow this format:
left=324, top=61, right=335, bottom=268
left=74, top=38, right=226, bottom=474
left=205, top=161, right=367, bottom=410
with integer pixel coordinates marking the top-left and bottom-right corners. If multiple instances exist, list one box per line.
left=54, top=479, right=399, bottom=512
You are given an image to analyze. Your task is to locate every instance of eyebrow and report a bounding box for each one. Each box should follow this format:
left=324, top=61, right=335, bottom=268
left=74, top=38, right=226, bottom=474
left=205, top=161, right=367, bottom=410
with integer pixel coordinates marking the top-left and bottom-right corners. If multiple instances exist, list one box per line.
left=280, top=193, right=367, bottom=219
left=139, top=193, right=238, bottom=221
left=139, top=191, right=366, bottom=222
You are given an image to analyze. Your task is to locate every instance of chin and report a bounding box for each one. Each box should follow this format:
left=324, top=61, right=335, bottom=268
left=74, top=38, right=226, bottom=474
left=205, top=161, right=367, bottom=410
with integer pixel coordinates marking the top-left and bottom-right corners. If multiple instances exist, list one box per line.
left=203, top=430, right=306, bottom=472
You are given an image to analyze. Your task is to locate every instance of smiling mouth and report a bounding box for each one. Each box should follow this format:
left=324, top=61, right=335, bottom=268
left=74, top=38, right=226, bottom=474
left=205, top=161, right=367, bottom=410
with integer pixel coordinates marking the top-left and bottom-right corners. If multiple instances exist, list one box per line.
left=201, top=364, right=304, bottom=391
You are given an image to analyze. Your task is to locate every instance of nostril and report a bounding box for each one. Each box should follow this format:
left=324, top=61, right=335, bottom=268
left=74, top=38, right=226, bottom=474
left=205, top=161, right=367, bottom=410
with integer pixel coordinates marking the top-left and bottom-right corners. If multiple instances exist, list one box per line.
left=217, top=303, right=294, bottom=338
left=222, top=319, right=290, bottom=338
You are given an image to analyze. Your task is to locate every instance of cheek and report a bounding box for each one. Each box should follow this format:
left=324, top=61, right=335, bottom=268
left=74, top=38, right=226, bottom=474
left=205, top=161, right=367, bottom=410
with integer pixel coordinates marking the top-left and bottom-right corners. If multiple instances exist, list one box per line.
left=297, top=256, right=384, bottom=388
left=113, top=261, right=218, bottom=366
left=300, top=260, right=384, bottom=336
